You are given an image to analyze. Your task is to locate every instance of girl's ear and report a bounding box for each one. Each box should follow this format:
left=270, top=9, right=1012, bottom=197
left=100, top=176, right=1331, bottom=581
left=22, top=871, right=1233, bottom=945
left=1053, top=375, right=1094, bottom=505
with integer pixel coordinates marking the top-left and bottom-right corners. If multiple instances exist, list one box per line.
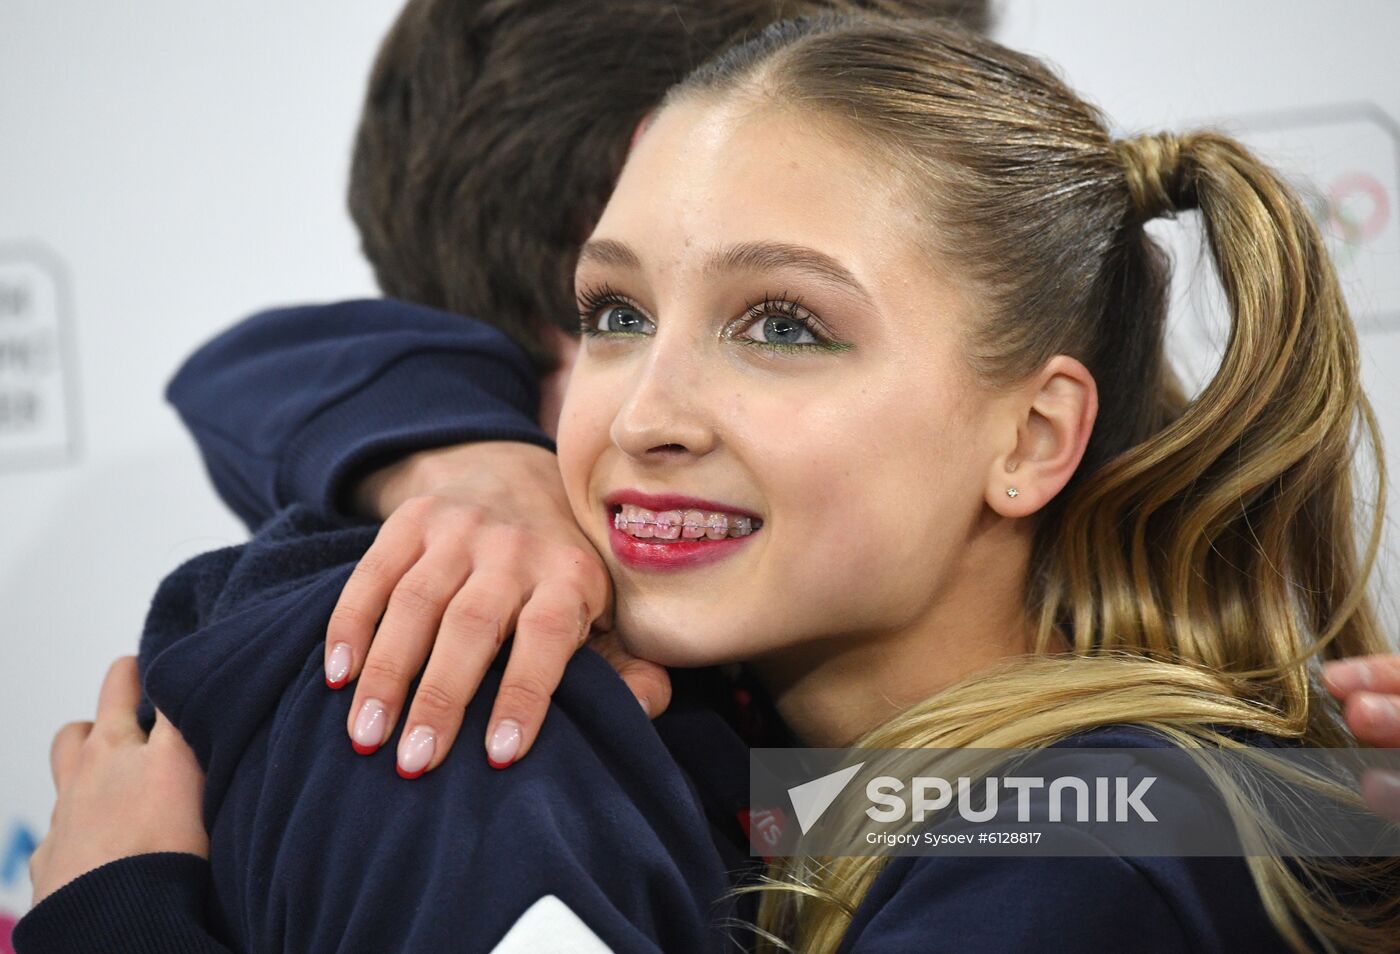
left=986, top=354, right=1098, bottom=517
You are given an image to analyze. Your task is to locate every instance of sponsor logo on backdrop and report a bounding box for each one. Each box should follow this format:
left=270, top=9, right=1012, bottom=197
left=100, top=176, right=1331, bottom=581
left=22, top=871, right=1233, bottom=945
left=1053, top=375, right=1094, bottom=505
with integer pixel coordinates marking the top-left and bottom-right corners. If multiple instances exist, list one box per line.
left=1, top=819, right=39, bottom=953
left=1198, top=103, right=1400, bottom=334
left=0, top=244, right=79, bottom=472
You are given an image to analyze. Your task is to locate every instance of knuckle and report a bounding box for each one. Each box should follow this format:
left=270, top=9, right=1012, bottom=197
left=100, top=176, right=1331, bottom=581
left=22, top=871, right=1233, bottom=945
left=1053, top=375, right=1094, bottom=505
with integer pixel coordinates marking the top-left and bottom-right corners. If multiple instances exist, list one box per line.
left=90, top=721, right=125, bottom=747
left=445, top=601, right=506, bottom=645
left=351, top=549, right=392, bottom=583
left=519, top=603, right=584, bottom=645
left=440, top=501, right=487, bottom=532
left=494, top=678, right=551, bottom=716
left=359, top=654, right=410, bottom=690
left=558, top=562, right=604, bottom=598
left=329, top=600, right=372, bottom=630
left=389, top=576, right=443, bottom=619
left=395, top=494, right=440, bottom=525
left=410, top=681, right=463, bottom=721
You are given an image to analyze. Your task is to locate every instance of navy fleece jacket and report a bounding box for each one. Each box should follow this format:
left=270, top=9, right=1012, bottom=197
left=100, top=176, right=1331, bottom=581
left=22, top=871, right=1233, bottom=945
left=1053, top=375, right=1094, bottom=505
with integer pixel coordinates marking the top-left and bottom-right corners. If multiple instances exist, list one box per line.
left=14, top=300, right=1302, bottom=952
left=16, top=505, right=751, bottom=954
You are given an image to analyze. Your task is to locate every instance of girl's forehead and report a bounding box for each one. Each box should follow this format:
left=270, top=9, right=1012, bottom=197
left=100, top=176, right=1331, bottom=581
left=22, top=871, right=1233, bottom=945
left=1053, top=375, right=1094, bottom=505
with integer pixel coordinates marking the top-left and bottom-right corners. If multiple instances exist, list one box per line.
left=595, top=99, right=928, bottom=278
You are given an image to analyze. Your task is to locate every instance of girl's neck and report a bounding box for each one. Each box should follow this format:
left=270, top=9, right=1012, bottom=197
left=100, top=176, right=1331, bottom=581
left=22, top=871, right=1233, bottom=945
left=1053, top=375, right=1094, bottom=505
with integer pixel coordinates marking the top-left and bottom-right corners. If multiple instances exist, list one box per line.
left=748, top=523, right=1052, bottom=748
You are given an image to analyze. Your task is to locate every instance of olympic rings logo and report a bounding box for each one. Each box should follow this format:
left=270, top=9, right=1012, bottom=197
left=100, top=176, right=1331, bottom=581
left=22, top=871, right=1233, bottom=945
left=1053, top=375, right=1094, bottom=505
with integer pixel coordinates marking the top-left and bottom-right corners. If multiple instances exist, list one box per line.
left=1300, top=171, right=1393, bottom=269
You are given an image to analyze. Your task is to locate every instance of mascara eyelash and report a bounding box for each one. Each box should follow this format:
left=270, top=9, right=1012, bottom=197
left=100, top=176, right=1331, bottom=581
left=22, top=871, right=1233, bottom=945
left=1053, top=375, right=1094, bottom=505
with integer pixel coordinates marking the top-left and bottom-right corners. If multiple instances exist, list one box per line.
left=730, top=291, right=850, bottom=353
left=575, top=283, right=647, bottom=337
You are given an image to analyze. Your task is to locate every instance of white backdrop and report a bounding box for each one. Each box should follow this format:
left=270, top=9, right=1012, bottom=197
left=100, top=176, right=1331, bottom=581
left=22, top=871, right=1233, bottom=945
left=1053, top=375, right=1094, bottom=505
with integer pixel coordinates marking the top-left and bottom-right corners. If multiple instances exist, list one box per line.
left=2, top=0, right=1399, bottom=937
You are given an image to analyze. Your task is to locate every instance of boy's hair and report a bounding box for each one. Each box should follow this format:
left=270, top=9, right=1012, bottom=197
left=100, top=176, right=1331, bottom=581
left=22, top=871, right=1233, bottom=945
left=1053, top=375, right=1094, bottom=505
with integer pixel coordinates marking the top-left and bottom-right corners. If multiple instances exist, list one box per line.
left=346, top=0, right=991, bottom=372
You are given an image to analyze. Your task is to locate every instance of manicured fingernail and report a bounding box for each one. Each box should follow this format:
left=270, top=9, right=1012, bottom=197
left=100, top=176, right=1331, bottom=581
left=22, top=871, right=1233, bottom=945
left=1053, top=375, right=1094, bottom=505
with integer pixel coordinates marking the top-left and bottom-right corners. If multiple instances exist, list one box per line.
left=486, top=719, right=521, bottom=769
left=397, top=726, right=435, bottom=779
left=1323, top=660, right=1373, bottom=695
left=1357, top=693, right=1400, bottom=732
left=1362, top=768, right=1400, bottom=818
left=351, top=699, right=387, bottom=754
left=325, top=642, right=352, bottom=689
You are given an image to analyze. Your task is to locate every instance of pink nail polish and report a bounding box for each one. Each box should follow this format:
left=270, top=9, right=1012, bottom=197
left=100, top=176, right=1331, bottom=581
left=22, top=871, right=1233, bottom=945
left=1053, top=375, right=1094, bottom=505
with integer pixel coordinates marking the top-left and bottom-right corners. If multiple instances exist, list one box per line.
left=326, top=642, right=352, bottom=689
left=397, top=726, right=435, bottom=779
left=351, top=699, right=387, bottom=755
left=486, top=719, right=521, bottom=769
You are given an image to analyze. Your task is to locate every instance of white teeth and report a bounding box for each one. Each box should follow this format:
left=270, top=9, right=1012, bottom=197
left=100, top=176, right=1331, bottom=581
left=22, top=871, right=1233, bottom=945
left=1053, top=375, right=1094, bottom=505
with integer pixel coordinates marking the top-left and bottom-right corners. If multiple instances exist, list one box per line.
left=614, top=502, right=762, bottom=541
left=682, top=510, right=708, bottom=539
left=704, top=512, right=729, bottom=541
left=654, top=510, right=683, bottom=540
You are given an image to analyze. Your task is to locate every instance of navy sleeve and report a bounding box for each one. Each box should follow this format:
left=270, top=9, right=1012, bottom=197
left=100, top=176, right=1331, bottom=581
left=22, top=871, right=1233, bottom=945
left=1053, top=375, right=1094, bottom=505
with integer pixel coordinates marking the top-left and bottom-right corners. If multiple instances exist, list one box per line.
left=12, top=853, right=233, bottom=954
left=836, top=843, right=1191, bottom=953
left=166, top=299, right=555, bottom=530
left=132, top=506, right=734, bottom=953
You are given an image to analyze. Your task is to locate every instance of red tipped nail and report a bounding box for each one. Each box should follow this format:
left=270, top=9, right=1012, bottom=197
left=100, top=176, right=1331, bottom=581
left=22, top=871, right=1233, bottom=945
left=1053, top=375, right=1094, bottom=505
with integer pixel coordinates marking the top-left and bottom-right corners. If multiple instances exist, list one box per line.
left=486, top=720, right=521, bottom=770
left=397, top=763, right=426, bottom=779
left=350, top=699, right=386, bottom=755
left=325, top=642, right=353, bottom=689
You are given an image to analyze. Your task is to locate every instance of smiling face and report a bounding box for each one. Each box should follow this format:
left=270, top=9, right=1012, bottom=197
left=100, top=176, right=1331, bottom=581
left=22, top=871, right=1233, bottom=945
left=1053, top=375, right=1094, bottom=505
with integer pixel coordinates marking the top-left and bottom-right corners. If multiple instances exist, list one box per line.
left=555, top=94, right=1022, bottom=672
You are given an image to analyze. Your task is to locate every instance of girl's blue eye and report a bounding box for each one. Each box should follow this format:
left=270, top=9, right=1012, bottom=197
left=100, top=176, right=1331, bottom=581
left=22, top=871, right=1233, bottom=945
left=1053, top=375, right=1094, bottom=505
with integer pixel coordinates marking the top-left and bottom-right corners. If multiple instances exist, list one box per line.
left=595, top=304, right=652, bottom=334
left=741, top=313, right=819, bottom=347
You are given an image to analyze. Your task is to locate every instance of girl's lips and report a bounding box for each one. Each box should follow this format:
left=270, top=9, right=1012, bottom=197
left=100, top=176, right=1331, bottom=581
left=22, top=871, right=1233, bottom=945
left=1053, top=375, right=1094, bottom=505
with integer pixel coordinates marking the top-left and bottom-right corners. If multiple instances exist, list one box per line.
left=606, top=507, right=759, bottom=571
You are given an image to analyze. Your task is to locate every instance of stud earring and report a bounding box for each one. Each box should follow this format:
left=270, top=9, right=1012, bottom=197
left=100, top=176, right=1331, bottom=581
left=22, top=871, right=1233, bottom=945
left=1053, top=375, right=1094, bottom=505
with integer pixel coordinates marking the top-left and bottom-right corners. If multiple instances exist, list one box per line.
left=1006, top=487, right=1019, bottom=498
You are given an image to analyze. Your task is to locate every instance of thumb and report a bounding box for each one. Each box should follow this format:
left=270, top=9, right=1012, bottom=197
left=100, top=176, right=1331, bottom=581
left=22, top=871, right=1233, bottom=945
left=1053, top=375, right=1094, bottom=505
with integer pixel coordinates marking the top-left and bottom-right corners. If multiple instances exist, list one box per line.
left=588, top=631, right=670, bottom=718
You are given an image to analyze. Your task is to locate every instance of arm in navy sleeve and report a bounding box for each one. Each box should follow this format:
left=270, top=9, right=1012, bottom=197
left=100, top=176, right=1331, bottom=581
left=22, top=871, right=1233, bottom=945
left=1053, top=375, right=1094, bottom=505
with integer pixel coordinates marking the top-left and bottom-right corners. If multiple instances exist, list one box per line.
left=834, top=848, right=1192, bottom=954
left=125, top=506, right=734, bottom=953
left=12, top=854, right=233, bottom=954
left=166, top=299, right=555, bottom=530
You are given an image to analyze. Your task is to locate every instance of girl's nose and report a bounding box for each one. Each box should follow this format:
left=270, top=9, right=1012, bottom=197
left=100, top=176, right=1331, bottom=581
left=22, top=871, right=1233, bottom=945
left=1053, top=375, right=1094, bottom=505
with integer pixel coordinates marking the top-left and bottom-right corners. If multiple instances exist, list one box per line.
left=609, top=336, right=717, bottom=462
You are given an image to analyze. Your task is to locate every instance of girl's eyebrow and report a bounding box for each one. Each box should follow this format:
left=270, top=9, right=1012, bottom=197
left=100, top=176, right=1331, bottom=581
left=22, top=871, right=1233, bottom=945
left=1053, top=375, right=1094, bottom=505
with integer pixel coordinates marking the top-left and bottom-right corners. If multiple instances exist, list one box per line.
left=577, top=238, right=874, bottom=305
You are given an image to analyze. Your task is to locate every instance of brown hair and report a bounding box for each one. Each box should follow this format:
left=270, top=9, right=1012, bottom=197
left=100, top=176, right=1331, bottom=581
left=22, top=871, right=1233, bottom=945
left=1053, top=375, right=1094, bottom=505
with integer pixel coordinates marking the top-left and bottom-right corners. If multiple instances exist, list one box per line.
left=667, top=14, right=1397, bottom=952
left=346, top=0, right=991, bottom=374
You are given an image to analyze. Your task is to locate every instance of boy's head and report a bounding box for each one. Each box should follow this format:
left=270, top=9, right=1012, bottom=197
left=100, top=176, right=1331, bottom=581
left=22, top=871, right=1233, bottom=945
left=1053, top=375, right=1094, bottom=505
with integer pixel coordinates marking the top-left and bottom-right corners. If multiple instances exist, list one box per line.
left=347, top=0, right=992, bottom=373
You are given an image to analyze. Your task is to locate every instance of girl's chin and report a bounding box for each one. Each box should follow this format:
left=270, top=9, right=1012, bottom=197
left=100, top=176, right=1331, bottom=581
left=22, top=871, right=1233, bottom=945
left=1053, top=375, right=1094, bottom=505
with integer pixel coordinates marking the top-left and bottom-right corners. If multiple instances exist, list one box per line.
left=612, top=625, right=744, bottom=670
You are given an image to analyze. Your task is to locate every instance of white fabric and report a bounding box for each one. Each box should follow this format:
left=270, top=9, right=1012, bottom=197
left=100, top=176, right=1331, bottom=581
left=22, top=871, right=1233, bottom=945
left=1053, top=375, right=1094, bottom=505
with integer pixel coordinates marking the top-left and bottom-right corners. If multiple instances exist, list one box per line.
left=489, top=894, right=616, bottom=954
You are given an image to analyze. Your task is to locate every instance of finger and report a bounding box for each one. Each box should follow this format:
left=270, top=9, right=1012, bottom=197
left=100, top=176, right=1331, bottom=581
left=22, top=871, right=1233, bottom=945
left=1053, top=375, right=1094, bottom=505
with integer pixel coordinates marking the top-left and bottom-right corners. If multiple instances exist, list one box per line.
left=150, top=708, right=195, bottom=758
left=325, top=519, right=425, bottom=688
left=564, top=540, right=615, bottom=635
left=1322, top=655, right=1400, bottom=699
left=49, top=721, right=93, bottom=791
left=94, top=656, right=144, bottom=740
left=1342, top=691, right=1400, bottom=747
left=1361, top=768, right=1400, bottom=823
left=346, top=554, right=471, bottom=755
left=484, top=580, right=592, bottom=768
left=588, top=632, right=671, bottom=719
left=615, top=656, right=672, bottom=719
left=395, top=573, right=526, bottom=779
